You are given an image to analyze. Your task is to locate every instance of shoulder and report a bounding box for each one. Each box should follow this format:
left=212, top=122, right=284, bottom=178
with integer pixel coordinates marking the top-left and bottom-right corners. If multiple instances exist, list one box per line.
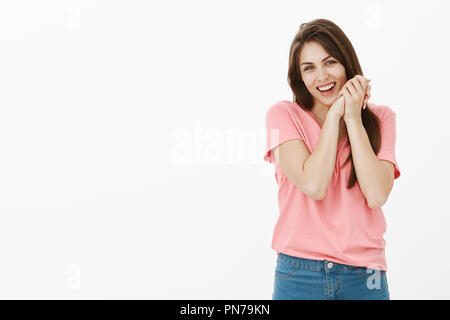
left=266, top=100, right=294, bottom=113
left=367, top=103, right=396, bottom=121
left=266, top=100, right=308, bottom=119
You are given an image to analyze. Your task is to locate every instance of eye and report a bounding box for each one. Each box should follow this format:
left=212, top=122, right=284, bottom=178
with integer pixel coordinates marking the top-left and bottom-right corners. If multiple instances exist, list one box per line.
left=303, top=60, right=337, bottom=71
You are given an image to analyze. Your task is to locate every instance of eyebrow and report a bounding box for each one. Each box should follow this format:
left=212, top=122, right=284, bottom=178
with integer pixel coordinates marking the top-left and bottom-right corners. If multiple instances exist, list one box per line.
left=300, top=55, right=333, bottom=66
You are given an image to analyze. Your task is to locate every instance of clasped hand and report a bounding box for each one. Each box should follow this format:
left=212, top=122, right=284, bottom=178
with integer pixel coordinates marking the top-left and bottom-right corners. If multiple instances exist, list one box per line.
left=336, top=75, right=371, bottom=122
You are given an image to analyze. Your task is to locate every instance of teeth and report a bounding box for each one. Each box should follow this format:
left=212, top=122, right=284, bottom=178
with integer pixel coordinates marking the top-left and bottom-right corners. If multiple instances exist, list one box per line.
left=317, top=82, right=335, bottom=91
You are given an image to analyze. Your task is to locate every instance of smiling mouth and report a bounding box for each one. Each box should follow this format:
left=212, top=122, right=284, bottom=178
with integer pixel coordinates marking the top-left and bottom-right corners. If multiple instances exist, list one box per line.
left=316, top=82, right=336, bottom=92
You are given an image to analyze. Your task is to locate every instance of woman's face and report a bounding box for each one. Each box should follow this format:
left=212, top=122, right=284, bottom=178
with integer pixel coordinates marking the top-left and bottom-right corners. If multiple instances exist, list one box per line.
left=299, top=41, right=347, bottom=106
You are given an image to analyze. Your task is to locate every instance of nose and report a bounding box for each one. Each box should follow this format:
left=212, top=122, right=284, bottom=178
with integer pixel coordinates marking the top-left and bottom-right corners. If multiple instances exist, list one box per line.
left=317, top=67, right=329, bottom=82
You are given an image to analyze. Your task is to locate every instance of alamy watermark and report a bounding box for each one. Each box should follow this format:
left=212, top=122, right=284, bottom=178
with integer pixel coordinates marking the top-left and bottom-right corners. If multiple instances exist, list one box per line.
left=65, top=264, right=81, bottom=291
left=170, top=120, right=279, bottom=177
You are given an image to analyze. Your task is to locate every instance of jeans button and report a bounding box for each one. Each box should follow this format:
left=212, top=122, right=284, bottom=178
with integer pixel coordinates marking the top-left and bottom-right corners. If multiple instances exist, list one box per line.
left=327, top=262, right=333, bottom=269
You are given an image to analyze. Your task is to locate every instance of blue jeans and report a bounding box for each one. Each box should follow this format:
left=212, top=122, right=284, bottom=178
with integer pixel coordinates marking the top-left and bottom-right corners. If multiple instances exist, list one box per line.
left=272, top=253, right=390, bottom=300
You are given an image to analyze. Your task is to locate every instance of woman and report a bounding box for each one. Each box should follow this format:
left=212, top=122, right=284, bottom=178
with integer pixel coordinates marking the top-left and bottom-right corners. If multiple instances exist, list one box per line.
left=264, top=18, right=400, bottom=300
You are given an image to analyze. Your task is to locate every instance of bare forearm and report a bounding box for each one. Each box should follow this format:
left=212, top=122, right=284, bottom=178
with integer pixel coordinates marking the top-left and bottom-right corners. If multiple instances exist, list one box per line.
left=345, top=117, right=390, bottom=207
left=303, top=112, right=341, bottom=199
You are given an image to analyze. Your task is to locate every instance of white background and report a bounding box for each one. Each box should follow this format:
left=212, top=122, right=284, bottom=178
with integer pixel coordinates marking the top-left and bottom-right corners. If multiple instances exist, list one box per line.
left=0, top=0, right=448, bottom=299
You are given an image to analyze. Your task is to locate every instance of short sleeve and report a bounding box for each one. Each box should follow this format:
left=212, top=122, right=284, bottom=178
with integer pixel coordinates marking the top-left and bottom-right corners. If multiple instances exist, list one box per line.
left=376, top=108, right=401, bottom=179
left=264, top=102, right=304, bottom=163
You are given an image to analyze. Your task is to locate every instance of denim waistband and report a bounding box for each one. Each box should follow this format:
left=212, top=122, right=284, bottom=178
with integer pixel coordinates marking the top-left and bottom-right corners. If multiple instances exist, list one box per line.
left=278, top=252, right=376, bottom=272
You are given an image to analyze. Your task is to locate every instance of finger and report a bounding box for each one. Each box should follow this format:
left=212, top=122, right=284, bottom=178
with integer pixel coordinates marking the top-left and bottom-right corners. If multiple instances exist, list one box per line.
left=345, top=81, right=357, bottom=97
left=357, top=75, right=371, bottom=92
left=352, top=77, right=367, bottom=110
left=336, top=87, right=345, bottom=98
left=342, top=87, right=351, bottom=100
left=353, top=78, right=364, bottom=96
left=365, top=84, right=371, bottom=100
left=354, top=76, right=367, bottom=96
left=357, top=77, right=371, bottom=105
left=358, top=75, right=371, bottom=86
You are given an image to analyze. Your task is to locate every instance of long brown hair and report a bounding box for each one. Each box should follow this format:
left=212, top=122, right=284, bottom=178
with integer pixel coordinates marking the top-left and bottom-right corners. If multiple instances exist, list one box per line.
left=287, top=18, right=381, bottom=189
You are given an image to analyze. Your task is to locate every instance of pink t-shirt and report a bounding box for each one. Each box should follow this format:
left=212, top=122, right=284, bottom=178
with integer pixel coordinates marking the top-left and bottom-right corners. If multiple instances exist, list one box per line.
left=264, top=100, right=400, bottom=271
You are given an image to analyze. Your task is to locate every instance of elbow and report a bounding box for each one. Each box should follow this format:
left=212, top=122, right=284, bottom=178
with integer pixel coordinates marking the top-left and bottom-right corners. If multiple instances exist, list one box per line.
left=307, top=185, right=326, bottom=201
left=295, top=183, right=325, bottom=200
left=367, top=195, right=387, bottom=209
left=293, top=174, right=326, bottom=201
left=368, top=202, right=381, bottom=210
left=312, top=190, right=326, bottom=201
